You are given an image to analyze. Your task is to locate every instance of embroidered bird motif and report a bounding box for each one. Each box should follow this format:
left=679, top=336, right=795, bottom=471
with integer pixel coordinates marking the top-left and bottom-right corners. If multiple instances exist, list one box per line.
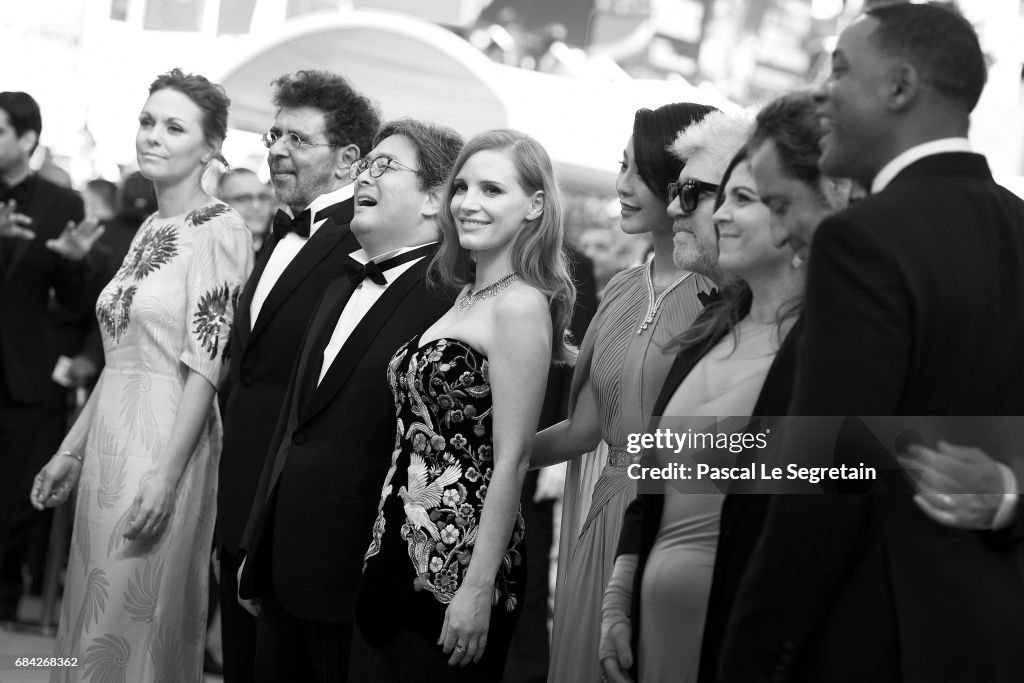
left=398, top=453, right=462, bottom=540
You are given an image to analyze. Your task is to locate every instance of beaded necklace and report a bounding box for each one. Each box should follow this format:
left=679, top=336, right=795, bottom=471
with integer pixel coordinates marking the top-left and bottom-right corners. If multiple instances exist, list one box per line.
left=457, top=272, right=521, bottom=312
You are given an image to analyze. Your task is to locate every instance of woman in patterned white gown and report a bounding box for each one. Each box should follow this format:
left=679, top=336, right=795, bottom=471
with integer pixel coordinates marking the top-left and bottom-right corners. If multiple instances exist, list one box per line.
left=30, top=69, right=253, bottom=682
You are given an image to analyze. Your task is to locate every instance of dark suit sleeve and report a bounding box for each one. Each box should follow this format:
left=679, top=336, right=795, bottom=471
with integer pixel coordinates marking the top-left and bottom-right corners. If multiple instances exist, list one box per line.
left=50, top=191, right=91, bottom=316
left=718, top=493, right=869, bottom=682
left=790, top=215, right=911, bottom=415
left=238, top=282, right=335, bottom=560
left=615, top=495, right=647, bottom=557
left=568, top=248, right=597, bottom=347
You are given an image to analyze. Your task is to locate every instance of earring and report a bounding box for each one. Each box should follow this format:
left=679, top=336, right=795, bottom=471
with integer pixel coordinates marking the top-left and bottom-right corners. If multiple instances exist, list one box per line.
left=791, top=253, right=805, bottom=270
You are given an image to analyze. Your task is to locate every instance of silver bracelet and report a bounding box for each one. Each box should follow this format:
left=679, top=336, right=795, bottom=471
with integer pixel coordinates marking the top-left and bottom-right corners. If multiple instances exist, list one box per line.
left=58, top=450, right=84, bottom=464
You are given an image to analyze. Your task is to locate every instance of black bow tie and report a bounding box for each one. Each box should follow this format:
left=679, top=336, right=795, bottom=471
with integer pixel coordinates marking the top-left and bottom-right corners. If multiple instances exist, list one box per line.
left=272, top=209, right=311, bottom=240
left=696, top=288, right=721, bottom=307
left=343, top=244, right=437, bottom=287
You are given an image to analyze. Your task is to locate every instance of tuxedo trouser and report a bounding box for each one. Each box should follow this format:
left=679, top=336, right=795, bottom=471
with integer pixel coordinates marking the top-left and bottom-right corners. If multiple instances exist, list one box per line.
left=254, top=590, right=352, bottom=683
left=0, top=381, right=52, bottom=619
left=219, top=545, right=258, bottom=682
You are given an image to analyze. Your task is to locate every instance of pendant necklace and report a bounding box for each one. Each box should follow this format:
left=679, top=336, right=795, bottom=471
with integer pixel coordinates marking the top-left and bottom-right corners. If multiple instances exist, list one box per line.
left=457, top=272, right=520, bottom=312
left=637, top=261, right=694, bottom=334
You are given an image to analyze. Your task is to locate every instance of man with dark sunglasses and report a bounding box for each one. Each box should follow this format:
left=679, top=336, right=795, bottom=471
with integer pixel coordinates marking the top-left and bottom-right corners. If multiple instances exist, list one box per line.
left=665, top=110, right=753, bottom=282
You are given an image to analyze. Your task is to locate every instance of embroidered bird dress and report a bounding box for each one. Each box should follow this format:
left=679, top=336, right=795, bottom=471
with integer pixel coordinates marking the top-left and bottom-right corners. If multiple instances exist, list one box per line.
left=50, top=203, right=252, bottom=682
left=357, top=335, right=526, bottom=677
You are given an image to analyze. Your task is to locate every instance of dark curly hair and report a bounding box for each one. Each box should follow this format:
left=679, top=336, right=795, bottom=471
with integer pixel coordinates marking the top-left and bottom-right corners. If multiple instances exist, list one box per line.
left=272, top=70, right=380, bottom=156
left=149, top=68, right=230, bottom=152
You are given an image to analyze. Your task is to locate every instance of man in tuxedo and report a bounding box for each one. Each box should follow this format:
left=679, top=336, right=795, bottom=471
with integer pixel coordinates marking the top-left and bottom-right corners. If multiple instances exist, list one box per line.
left=0, top=91, right=97, bottom=622
left=215, top=70, right=379, bottom=682
left=720, top=5, right=1024, bottom=681
left=239, top=118, right=463, bottom=682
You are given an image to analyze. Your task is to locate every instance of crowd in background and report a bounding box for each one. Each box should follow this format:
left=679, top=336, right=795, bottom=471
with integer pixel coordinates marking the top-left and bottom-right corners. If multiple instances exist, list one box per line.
left=2, top=3, right=1024, bottom=683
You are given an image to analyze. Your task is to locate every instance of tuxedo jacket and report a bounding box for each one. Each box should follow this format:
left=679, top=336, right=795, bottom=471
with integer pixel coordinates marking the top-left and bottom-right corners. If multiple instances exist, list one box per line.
left=615, top=308, right=800, bottom=678
left=217, top=200, right=359, bottom=556
left=0, top=176, right=86, bottom=403
left=719, top=153, right=1024, bottom=682
left=238, top=254, right=454, bottom=623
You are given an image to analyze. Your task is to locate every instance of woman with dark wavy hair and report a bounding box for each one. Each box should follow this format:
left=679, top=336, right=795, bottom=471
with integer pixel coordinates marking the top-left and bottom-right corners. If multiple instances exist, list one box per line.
left=31, top=69, right=252, bottom=681
left=356, top=129, right=574, bottom=681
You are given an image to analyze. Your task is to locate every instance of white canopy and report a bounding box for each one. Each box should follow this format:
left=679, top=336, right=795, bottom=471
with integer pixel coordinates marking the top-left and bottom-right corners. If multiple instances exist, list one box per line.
left=215, top=9, right=735, bottom=195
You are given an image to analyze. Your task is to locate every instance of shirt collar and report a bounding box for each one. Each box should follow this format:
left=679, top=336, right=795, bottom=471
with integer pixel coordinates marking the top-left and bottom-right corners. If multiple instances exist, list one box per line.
left=347, top=241, right=439, bottom=268
left=302, top=183, right=355, bottom=236
left=871, top=138, right=972, bottom=194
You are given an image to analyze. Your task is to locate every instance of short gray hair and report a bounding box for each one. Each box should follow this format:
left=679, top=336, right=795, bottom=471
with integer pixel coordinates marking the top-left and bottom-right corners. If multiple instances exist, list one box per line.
left=671, top=109, right=755, bottom=179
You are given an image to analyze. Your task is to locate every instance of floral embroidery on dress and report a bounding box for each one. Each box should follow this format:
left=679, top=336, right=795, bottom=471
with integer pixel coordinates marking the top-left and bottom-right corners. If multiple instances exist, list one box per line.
left=96, top=284, right=137, bottom=343
left=365, top=337, right=524, bottom=611
left=185, top=203, right=230, bottom=227
left=122, top=223, right=178, bottom=281
left=192, top=282, right=242, bottom=361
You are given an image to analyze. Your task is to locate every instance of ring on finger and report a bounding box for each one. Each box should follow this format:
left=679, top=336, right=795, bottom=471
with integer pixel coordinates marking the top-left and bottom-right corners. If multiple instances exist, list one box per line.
left=454, top=644, right=467, bottom=654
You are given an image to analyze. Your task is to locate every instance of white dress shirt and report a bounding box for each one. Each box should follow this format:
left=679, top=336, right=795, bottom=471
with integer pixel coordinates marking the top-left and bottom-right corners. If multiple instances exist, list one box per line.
left=870, top=137, right=972, bottom=194
left=249, top=183, right=354, bottom=329
left=317, top=242, right=437, bottom=385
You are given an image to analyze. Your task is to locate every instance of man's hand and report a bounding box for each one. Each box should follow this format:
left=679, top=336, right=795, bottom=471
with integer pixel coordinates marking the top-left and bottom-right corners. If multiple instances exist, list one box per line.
left=900, top=441, right=1008, bottom=529
left=46, top=216, right=104, bottom=261
left=0, top=199, right=35, bottom=240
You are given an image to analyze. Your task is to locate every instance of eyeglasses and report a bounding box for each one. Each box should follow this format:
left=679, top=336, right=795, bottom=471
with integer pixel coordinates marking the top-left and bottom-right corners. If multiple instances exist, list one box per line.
left=349, top=156, right=420, bottom=180
left=667, top=179, right=720, bottom=213
left=261, top=130, right=336, bottom=151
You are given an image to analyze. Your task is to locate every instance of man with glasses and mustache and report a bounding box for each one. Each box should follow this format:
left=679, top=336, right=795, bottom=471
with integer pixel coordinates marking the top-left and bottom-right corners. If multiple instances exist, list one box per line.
left=239, top=118, right=463, bottom=683
left=215, top=70, right=379, bottom=683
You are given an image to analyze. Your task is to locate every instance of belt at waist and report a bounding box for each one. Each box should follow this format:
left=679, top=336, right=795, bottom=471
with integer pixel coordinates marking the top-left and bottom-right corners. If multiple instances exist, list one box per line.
left=607, top=446, right=639, bottom=469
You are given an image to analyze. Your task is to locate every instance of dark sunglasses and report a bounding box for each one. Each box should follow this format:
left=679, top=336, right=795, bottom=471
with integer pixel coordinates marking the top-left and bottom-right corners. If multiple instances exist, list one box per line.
left=667, top=179, right=720, bottom=213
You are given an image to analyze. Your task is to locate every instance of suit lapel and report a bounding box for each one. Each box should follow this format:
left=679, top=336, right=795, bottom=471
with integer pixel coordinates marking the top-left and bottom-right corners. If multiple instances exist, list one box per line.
left=249, top=199, right=355, bottom=344
left=651, top=310, right=728, bottom=418
left=301, top=259, right=428, bottom=424
left=297, top=276, right=356, bottom=415
left=235, top=233, right=280, bottom=348
left=267, top=277, right=355, bottom=491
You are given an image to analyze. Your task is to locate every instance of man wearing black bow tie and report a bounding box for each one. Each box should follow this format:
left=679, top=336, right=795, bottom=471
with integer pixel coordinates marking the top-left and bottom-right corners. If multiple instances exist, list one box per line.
left=215, top=70, right=379, bottom=683
left=239, top=119, right=463, bottom=683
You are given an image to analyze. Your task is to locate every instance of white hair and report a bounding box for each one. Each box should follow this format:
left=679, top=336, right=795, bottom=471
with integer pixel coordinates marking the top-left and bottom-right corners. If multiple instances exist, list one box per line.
left=670, top=108, right=757, bottom=178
